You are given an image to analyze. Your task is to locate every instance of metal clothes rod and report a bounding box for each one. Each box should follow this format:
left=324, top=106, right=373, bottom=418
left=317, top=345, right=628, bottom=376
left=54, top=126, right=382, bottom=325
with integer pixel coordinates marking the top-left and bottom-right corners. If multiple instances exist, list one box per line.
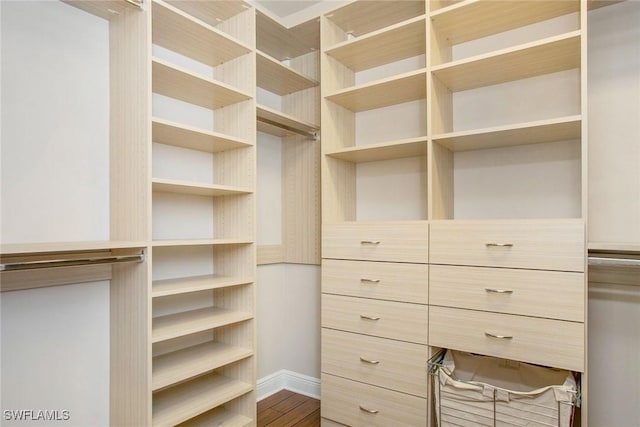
left=588, top=256, right=640, bottom=268
left=0, top=253, right=145, bottom=272
left=124, top=0, right=143, bottom=10
left=257, top=117, right=318, bottom=140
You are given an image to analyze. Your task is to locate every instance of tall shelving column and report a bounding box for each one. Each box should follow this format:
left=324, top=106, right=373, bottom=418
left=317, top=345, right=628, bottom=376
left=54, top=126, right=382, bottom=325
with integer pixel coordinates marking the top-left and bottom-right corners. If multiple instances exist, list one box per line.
left=319, top=1, right=429, bottom=426
left=255, top=12, right=321, bottom=266
left=149, top=1, right=256, bottom=425
left=427, top=0, right=588, bottom=425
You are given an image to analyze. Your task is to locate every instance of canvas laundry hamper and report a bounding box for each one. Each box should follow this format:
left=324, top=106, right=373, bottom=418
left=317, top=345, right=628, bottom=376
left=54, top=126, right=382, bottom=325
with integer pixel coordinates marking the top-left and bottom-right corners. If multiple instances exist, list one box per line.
left=434, top=350, right=577, bottom=427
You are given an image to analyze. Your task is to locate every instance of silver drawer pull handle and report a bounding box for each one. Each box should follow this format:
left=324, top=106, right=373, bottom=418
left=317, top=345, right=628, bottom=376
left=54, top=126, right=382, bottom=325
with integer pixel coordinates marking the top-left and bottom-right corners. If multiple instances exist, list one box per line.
left=486, top=242, right=514, bottom=247
left=360, top=314, right=380, bottom=321
left=485, top=332, right=513, bottom=340
left=361, top=240, right=381, bottom=245
left=485, top=288, right=514, bottom=294
left=359, top=405, right=379, bottom=414
left=360, top=357, right=380, bottom=364
left=360, top=278, right=380, bottom=284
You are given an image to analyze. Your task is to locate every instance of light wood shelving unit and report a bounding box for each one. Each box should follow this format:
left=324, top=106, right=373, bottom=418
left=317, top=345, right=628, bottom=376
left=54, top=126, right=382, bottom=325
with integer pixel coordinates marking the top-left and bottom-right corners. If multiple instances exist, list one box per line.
left=149, top=0, right=256, bottom=425
left=255, top=11, right=321, bottom=265
left=320, top=0, right=591, bottom=426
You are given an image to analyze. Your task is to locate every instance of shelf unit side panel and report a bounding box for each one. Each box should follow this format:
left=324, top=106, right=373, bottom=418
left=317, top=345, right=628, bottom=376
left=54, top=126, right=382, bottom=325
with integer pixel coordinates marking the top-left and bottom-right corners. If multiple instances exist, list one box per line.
left=109, top=7, right=152, bottom=426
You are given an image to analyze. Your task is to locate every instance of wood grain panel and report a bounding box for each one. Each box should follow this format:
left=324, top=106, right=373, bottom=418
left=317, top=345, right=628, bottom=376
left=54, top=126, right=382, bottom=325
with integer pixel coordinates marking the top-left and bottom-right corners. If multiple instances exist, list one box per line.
left=256, top=245, right=284, bottom=265
left=430, top=220, right=585, bottom=271
left=432, top=31, right=581, bottom=92
left=326, top=137, right=427, bottom=163
left=325, top=1, right=425, bottom=38
left=429, top=306, right=584, bottom=372
left=322, top=294, right=428, bottom=344
left=323, top=221, right=429, bottom=263
left=321, top=374, right=427, bottom=427
left=430, top=265, right=585, bottom=321
left=322, top=329, right=428, bottom=397
left=152, top=118, right=251, bottom=153
left=326, top=69, right=426, bottom=112
left=322, top=259, right=428, bottom=304
left=257, top=51, right=318, bottom=95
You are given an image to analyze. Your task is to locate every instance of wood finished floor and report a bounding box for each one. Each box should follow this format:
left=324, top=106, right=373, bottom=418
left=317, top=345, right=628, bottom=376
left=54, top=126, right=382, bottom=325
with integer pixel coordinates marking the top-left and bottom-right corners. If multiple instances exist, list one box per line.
left=258, top=390, right=320, bottom=427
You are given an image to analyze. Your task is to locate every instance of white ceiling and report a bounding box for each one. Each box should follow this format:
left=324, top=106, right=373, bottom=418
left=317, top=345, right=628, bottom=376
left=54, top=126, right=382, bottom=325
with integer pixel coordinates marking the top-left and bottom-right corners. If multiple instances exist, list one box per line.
left=255, top=0, right=322, bottom=18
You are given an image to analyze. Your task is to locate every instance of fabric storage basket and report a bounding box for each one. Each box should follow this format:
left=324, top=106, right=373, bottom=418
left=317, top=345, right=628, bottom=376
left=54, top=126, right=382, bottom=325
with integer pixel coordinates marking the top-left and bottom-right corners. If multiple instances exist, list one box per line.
left=434, top=350, right=577, bottom=427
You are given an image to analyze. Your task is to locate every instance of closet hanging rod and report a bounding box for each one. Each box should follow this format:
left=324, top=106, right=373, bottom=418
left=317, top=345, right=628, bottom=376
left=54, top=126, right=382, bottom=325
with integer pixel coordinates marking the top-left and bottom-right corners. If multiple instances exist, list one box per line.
left=257, top=116, right=318, bottom=140
left=0, top=253, right=145, bottom=272
left=588, top=256, right=640, bottom=268
left=124, top=0, right=143, bottom=10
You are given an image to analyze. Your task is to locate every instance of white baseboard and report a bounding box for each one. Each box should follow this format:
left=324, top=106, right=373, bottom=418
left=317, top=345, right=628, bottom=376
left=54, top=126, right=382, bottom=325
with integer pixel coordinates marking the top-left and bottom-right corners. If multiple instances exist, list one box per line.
left=257, top=369, right=320, bottom=401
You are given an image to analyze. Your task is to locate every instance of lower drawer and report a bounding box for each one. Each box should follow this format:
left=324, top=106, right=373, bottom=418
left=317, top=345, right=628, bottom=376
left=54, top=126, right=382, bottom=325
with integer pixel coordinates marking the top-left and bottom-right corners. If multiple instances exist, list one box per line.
left=321, top=374, right=427, bottom=427
left=322, top=294, right=428, bottom=344
left=322, top=328, right=428, bottom=397
left=429, top=306, right=584, bottom=372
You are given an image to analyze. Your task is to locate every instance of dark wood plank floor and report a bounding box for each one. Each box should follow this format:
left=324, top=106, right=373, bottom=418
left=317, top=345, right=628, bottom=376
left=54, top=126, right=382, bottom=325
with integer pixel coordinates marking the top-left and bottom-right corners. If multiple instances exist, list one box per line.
left=258, top=390, right=320, bottom=427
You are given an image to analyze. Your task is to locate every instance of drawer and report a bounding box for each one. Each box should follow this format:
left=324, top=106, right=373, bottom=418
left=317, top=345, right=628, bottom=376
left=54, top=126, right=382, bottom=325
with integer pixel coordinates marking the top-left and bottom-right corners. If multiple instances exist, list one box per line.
left=430, top=265, right=584, bottom=322
left=323, top=221, right=428, bottom=263
left=322, top=294, right=428, bottom=344
left=322, top=328, right=428, bottom=397
left=322, top=259, right=428, bottom=304
left=430, top=220, right=585, bottom=272
left=321, top=374, right=427, bottom=427
left=429, top=306, right=584, bottom=372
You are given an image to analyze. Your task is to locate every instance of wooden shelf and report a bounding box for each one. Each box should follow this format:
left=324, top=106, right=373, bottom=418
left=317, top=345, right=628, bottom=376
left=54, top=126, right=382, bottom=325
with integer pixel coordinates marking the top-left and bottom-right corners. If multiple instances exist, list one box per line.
left=152, top=373, right=253, bottom=427
left=164, top=1, right=249, bottom=27
left=432, top=115, right=582, bottom=152
left=0, top=241, right=146, bottom=256
left=325, top=0, right=425, bottom=38
left=257, top=51, right=318, bottom=95
left=152, top=275, right=253, bottom=298
left=62, top=0, right=142, bottom=21
left=326, top=137, right=427, bottom=163
left=153, top=341, right=253, bottom=391
left=152, top=239, right=252, bottom=248
left=153, top=58, right=251, bottom=110
left=325, top=15, right=426, bottom=72
left=430, top=0, right=580, bottom=46
left=152, top=307, right=252, bottom=343
left=179, top=407, right=253, bottom=427
left=257, top=11, right=319, bottom=61
left=152, top=0, right=251, bottom=67
left=326, top=68, right=426, bottom=112
left=256, top=105, right=319, bottom=138
left=152, top=178, right=252, bottom=197
left=152, top=118, right=251, bottom=153
left=432, top=31, right=581, bottom=92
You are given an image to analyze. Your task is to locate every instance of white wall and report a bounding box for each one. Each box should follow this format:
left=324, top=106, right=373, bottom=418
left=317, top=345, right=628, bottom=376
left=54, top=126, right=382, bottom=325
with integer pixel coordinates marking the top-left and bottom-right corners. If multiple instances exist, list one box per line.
left=1, top=2, right=110, bottom=424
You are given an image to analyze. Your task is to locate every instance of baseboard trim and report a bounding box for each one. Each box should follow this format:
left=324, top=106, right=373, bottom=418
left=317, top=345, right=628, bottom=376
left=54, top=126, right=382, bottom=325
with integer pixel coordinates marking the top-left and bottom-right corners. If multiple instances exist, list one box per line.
left=257, top=369, right=320, bottom=401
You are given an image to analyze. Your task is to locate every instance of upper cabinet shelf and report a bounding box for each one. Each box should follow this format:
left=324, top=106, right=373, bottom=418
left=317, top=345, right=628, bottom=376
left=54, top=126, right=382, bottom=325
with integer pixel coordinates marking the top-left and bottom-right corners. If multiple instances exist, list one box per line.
left=430, top=0, right=580, bottom=46
left=152, top=118, right=252, bottom=153
left=326, top=137, right=427, bottom=163
left=325, top=0, right=425, bottom=39
left=63, top=0, right=142, bottom=20
left=326, top=68, right=426, bottom=112
left=325, top=15, right=426, bottom=72
left=0, top=241, right=146, bottom=256
left=152, top=58, right=252, bottom=110
left=432, top=31, right=581, bottom=92
left=256, top=51, right=318, bottom=96
left=152, top=0, right=251, bottom=67
left=152, top=178, right=252, bottom=197
left=257, top=11, right=319, bottom=61
left=432, top=115, right=581, bottom=152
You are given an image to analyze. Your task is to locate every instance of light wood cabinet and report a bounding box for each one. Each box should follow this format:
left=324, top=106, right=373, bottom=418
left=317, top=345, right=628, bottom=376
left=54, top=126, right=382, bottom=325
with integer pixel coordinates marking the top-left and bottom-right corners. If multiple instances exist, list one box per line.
left=320, top=1, right=589, bottom=425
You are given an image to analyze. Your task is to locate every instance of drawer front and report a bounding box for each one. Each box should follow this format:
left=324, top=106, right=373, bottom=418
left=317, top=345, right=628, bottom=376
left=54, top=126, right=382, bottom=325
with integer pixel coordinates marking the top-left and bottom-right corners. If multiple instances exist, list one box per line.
left=323, top=222, right=428, bottom=263
left=322, top=294, right=428, bottom=344
left=430, top=265, right=585, bottom=322
left=322, top=329, right=428, bottom=397
left=321, top=374, right=427, bottom=427
left=429, top=306, right=584, bottom=372
left=430, top=221, right=585, bottom=272
left=322, top=259, right=428, bottom=304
